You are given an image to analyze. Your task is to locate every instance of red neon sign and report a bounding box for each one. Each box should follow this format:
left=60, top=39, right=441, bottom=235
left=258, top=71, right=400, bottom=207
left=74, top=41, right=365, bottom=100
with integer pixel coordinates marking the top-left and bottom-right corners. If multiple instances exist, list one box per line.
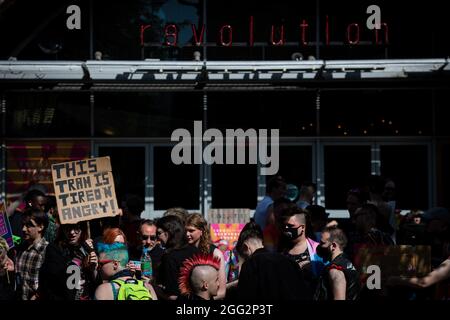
left=140, top=16, right=389, bottom=47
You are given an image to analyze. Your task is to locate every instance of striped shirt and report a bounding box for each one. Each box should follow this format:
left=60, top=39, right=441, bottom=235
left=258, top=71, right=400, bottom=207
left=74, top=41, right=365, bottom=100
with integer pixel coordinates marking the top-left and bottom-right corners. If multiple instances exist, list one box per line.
left=16, top=238, right=48, bottom=300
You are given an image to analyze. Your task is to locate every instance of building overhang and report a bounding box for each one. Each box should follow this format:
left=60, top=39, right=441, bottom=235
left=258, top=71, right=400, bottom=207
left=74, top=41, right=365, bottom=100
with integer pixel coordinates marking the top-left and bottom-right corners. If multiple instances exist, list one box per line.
left=0, top=59, right=449, bottom=91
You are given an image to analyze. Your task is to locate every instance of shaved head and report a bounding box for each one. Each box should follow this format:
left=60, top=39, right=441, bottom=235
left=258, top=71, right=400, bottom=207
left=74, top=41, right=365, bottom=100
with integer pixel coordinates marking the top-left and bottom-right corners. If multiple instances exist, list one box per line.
left=190, top=265, right=219, bottom=297
left=294, top=213, right=306, bottom=225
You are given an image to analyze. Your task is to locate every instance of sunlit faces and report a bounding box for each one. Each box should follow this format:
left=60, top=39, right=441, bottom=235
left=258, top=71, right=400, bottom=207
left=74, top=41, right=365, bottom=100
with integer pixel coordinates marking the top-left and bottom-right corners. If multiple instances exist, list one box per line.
left=114, top=234, right=125, bottom=243
left=186, top=225, right=203, bottom=246
left=317, top=231, right=333, bottom=261
left=29, top=195, right=47, bottom=212
left=62, top=224, right=82, bottom=245
left=98, top=252, right=119, bottom=280
left=22, top=218, right=43, bottom=242
left=157, top=228, right=168, bottom=245
left=207, top=270, right=220, bottom=297
left=281, top=215, right=305, bottom=240
left=140, top=224, right=157, bottom=249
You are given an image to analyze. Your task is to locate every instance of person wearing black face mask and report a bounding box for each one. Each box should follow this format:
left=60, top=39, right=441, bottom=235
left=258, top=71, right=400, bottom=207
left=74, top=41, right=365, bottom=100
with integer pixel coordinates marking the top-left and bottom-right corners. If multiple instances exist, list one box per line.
left=278, top=207, right=326, bottom=296
left=315, top=227, right=360, bottom=300
left=235, top=221, right=312, bottom=300
left=278, top=207, right=325, bottom=277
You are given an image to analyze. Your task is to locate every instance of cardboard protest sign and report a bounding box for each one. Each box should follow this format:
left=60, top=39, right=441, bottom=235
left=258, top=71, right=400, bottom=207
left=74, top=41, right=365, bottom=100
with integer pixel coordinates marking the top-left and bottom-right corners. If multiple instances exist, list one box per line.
left=207, top=208, right=251, bottom=224
left=52, top=157, right=119, bottom=224
left=0, top=203, right=14, bottom=248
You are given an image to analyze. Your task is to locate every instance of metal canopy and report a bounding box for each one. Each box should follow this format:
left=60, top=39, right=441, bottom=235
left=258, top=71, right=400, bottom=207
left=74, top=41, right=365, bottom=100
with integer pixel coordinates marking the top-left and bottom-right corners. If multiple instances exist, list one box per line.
left=0, top=59, right=449, bottom=91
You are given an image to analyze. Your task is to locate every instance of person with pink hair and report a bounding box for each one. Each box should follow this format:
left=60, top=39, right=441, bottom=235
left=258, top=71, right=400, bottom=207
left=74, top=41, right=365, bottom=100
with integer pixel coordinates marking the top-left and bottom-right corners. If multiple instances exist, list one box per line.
left=178, top=253, right=221, bottom=300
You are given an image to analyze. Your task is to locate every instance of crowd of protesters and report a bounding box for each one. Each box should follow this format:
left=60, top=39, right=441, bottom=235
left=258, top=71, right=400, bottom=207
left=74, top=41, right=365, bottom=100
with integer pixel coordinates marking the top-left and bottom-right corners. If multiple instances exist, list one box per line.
left=1, top=174, right=450, bottom=301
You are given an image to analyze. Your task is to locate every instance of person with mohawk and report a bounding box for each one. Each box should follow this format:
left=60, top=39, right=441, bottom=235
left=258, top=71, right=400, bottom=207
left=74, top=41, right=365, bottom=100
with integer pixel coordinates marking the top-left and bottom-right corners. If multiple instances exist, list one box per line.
left=178, top=253, right=221, bottom=300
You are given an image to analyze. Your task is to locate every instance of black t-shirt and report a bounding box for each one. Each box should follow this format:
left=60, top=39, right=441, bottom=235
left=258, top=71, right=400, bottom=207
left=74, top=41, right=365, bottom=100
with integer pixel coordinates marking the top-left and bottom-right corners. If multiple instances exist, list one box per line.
left=283, top=247, right=311, bottom=265
left=237, top=248, right=312, bottom=301
left=38, top=243, right=96, bottom=300
left=158, top=244, right=199, bottom=297
left=314, top=253, right=360, bottom=301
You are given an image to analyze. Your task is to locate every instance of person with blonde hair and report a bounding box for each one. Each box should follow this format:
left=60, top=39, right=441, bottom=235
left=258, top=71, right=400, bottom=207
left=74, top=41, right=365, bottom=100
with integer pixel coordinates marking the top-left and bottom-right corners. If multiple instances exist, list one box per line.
left=185, top=213, right=226, bottom=299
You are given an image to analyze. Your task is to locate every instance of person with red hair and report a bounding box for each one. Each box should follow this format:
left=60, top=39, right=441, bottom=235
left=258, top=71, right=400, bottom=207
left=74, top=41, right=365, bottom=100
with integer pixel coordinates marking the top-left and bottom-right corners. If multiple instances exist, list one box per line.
left=178, top=253, right=220, bottom=300
left=102, top=228, right=126, bottom=244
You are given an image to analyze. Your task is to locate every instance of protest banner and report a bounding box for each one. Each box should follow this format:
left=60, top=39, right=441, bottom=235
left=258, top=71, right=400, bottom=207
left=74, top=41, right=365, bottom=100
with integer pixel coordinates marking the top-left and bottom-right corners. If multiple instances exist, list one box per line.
left=207, top=209, right=250, bottom=252
left=0, top=203, right=14, bottom=248
left=52, top=157, right=119, bottom=224
left=210, top=223, right=245, bottom=252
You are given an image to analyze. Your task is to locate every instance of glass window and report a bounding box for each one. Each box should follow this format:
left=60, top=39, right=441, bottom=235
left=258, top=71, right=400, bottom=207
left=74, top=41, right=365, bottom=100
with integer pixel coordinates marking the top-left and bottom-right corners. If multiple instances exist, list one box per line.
left=0, top=0, right=90, bottom=60
left=94, top=92, right=202, bottom=137
left=380, top=145, right=429, bottom=210
left=207, top=92, right=316, bottom=137
left=0, top=0, right=446, bottom=61
left=319, top=1, right=438, bottom=59
left=206, top=0, right=316, bottom=60
left=94, top=0, right=200, bottom=60
left=324, top=145, right=372, bottom=209
left=436, top=89, right=450, bottom=137
left=6, top=93, right=91, bottom=137
left=277, top=146, right=313, bottom=191
left=321, top=90, right=432, bottom=136
left=437, top=142, right=450, bottom=208
left=211, top=163, right=257, bottom=209
left=6, top=141, right=90, bottom=202
left=98, top=146, right=146, bottom=205
left=153, top=146, right=200, bottom=210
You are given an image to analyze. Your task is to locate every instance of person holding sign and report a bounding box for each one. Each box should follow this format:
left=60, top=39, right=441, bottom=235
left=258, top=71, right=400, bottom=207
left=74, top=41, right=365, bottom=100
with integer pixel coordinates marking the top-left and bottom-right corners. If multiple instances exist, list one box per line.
left=51, top=157, right=119, bottom=226
left=38, top=222, right=98, bottom=300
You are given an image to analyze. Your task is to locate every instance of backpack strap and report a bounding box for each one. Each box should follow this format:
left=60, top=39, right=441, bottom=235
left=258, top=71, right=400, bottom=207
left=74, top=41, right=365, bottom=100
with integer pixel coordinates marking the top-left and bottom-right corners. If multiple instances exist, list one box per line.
left=111, top=279, right=129, bottom=300
left=110, top=281, right=120, bottom=300
left=111, top=278, right=153, bottom=300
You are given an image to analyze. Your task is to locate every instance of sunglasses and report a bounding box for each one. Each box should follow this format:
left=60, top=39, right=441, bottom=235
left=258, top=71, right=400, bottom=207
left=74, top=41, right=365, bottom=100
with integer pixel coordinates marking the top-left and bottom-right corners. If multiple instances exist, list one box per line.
left=62, top=225, right=82, bottom=233
left=97, top=259, right=115, bottom=269
left=141, top=235, right=157, bottom=241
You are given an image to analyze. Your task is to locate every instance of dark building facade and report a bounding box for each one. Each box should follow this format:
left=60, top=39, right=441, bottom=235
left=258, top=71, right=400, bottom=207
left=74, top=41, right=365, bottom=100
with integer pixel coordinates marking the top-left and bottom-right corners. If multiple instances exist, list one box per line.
left=1, top=0, right=449, bottom=218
